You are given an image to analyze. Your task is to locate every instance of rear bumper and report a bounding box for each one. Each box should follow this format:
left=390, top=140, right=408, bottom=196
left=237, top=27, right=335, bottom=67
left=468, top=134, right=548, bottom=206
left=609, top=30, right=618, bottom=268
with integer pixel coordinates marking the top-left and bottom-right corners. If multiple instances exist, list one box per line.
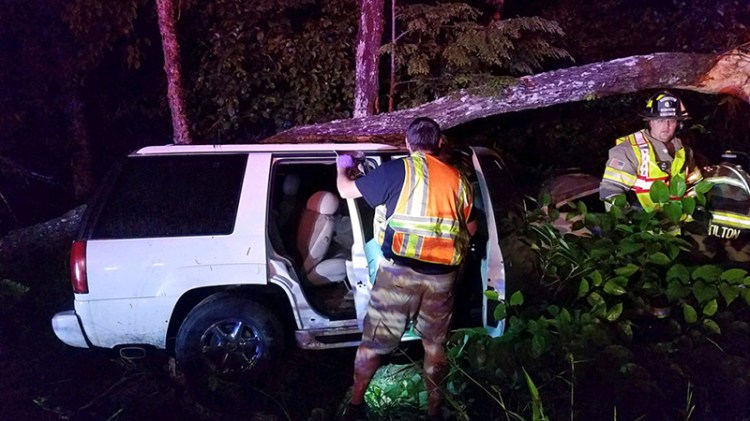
left=51, top=310, right=90, bottom=348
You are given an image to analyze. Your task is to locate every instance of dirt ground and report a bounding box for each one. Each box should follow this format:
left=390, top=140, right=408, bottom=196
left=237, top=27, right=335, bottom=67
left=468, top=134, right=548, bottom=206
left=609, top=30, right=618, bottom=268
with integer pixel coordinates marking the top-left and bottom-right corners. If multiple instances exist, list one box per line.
left=0, top=301, right=361, bottom=421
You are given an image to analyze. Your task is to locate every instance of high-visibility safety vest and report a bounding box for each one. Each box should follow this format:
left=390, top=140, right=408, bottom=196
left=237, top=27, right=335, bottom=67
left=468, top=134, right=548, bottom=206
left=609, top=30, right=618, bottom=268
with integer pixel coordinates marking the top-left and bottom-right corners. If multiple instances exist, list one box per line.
left=382, top=152, right=472, bottom=266
left=604, top=130, right=689, bottom=212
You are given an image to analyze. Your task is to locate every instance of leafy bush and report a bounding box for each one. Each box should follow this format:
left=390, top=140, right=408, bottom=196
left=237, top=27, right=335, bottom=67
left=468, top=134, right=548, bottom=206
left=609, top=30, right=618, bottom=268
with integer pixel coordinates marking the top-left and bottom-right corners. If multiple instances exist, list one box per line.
left=445, top=176, right=750, bottom=420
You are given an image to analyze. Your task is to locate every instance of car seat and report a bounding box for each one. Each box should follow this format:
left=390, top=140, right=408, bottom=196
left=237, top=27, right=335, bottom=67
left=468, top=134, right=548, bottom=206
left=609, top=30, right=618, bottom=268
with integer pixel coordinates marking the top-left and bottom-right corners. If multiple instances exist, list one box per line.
left=296, top=191, right=347, bottom=286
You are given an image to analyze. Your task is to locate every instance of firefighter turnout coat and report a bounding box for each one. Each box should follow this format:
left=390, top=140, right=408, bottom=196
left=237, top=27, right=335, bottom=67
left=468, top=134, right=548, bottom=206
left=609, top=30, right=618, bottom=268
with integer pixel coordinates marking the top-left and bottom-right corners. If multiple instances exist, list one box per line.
left=600, top=129, right=702, bottom=211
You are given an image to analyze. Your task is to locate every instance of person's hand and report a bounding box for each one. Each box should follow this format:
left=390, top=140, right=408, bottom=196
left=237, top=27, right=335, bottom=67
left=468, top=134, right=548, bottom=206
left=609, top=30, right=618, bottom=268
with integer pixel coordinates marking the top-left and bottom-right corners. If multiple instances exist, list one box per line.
left=337, top=154, right=355, bottom=169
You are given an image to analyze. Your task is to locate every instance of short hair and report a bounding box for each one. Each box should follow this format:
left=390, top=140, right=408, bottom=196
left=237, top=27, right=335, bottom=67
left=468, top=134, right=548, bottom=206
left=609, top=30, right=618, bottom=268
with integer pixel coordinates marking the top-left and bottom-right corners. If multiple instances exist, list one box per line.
left=406, top=117, right=441, bottom=153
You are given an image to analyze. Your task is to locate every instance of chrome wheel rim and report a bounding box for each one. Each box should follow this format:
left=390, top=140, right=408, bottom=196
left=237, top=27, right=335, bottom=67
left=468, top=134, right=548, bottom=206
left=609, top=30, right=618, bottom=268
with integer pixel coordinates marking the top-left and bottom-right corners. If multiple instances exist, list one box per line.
left=199, top=318, right=263, bottom=375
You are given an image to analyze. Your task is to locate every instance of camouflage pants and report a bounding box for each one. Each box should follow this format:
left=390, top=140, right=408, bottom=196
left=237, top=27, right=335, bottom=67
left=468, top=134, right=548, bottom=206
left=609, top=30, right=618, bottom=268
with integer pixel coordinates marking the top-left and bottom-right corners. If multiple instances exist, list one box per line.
left=361, top=258, right=457, bottom=354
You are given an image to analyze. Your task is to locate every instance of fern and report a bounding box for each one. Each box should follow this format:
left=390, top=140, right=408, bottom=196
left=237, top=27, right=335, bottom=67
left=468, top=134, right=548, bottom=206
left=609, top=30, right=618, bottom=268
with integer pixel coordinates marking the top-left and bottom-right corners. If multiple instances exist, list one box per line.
left=386, top=3, right=572, bottom=108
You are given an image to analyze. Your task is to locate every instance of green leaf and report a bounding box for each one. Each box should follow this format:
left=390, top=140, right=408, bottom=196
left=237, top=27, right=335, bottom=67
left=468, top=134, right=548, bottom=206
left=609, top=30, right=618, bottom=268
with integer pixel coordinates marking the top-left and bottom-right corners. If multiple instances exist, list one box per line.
left=509, top=291, right=524, bottom=306
left=484, top=290, right=500, bottom=301
left=681, top=196, right=696, bottom=215
left=617, top=239, right=644, bottom=255
left=606, top=303, right=623, bottom=321
left=667, top=264, right=690, bottom=284
left=491, top=302, right=505, bottom=321
left=703, top=319, right=721, bottom=334
left=558, top=309, right=572, bottom=325
left=587, top=291, right=606, bottom=308
left=591, top=239, right=616, bottom=259
left=692, top=281, right=718, bottom=303
left=663, top=201, right=683, bottom=224
left=604, top=280, right=627, bottom=296
left=702, top=299, right=718, bottom=317
left=613, top=194, right=628, bottom=208
left=614, top=264, right=639, bottom=277
left=610, top=205, right=622, bottom=219
left=649, top=181, right=670, bottom=204
left=589, top=270, right=604, bottom=287
left=692, top=265, right=722, bottom=282
left=720, top=268, right=748, bottom=284
left=540, top=193, right=551, bottom=207
left=577, top=201, right=588, bottom=214
left=669, top=174, right=687, bottom=197
left=531, top=334, right=546, bottom=358
left=683, top=304, right=698, bottom=323
left=694, top=180, right=713, bottom=194
left=648, top=252, right=671, bottom=265
left=666, top=280, right=691, bottom=300
left=719, top=284, right=740, bottom=306
left=618, top=320, right=633, bottom=340
left=616, top=224, right=634, bottom=233
left=577, top=279, right=590, bottom=298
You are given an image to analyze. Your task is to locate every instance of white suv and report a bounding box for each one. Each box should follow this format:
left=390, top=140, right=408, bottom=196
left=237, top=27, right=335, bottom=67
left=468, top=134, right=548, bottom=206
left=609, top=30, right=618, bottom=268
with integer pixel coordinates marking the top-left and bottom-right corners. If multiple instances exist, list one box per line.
left=52, top=142, right=524, bottom=380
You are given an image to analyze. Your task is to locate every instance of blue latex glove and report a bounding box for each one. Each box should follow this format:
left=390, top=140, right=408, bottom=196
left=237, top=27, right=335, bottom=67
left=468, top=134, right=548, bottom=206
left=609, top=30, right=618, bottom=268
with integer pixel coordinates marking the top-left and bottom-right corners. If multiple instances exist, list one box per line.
left=337, top=154, right=355, bottom=169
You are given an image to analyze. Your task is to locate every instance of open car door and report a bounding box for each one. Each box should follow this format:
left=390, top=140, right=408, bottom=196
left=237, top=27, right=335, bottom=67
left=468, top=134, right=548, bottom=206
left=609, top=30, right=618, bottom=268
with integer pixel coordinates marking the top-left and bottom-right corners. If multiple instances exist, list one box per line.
left=470, top=146, right=528, bottom=337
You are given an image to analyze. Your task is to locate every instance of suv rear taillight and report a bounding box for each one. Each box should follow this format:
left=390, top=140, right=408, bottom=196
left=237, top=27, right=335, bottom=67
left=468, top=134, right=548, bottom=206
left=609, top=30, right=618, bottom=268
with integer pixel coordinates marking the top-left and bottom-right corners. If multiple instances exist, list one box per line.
left=70, top=240, right=89, bottom=294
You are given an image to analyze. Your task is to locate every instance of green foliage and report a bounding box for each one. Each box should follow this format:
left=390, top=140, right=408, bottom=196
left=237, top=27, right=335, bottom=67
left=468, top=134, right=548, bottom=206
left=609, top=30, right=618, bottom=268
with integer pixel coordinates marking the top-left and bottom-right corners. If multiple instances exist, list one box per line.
left=443, top=173, right=750, bottom=420
left=364, top=363, right=427, bottom=419
left=62, top=0, right=152, bottom=76
left=0, top=279, right=30, bottom=301
left=185, top=0, right=356, bottom=141
left=386, top=4, right=570, bottom=108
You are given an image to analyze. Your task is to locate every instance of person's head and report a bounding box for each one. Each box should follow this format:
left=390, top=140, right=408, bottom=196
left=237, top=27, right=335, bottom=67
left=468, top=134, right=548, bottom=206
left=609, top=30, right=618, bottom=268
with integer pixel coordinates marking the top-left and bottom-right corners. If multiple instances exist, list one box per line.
left=405, top=117, right=442, bottom=154
left=641, top=91, right=689, bottom=142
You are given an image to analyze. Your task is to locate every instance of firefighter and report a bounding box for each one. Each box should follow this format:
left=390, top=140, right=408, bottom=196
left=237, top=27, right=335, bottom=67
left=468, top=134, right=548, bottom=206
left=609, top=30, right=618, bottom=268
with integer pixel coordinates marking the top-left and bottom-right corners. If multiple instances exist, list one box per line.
left=600, top=91, right=703, bottom=211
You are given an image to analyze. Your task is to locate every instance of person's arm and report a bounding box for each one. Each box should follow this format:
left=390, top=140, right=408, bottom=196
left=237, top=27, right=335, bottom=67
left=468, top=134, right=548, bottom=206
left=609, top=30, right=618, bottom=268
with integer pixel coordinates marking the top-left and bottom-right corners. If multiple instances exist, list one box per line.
left=466, top=219, right=478, bottom=237
left=336, top=155, right=363, bottom=199
left=600, top=144, right=638, bottom=202
left=337, top=166, right=363, bottom=199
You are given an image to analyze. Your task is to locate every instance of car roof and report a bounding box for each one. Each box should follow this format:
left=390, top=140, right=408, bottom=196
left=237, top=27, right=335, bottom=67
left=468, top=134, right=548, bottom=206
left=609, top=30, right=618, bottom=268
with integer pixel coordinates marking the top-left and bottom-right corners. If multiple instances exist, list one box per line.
left=131, top=143, right=405, bottom=156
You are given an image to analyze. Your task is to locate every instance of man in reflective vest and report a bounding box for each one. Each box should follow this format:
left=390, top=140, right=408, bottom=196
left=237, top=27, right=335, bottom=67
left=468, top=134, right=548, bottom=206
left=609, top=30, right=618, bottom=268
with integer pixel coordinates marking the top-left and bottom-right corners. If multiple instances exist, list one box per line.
left=600, top=91, right=702, bottom=211
left=337, top=117, right=476, bottom=419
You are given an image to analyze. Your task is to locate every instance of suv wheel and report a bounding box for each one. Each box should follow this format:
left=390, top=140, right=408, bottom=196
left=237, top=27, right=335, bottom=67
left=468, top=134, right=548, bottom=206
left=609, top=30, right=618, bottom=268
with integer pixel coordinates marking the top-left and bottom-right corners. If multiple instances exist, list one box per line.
left=175, top=295, right=283, bottom=382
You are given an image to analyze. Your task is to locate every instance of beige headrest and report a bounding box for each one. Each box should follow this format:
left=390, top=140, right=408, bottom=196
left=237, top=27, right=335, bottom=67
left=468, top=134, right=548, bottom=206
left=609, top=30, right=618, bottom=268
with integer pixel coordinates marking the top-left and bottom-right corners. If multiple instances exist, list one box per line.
left=306, top=191, right=339, bottom=215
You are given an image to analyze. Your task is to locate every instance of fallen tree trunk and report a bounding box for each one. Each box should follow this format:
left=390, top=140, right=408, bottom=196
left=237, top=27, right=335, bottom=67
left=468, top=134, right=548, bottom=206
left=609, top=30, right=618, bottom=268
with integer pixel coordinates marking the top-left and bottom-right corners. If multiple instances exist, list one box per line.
left=264, top=46, right=750, bottom=145
left=0, top=205, right=84, bottom=277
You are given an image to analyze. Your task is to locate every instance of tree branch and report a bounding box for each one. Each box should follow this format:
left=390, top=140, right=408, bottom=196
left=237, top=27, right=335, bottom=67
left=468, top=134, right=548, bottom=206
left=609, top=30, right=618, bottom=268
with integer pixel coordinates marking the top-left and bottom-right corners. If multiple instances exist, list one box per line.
left=264, top=47, right=750, bottom=145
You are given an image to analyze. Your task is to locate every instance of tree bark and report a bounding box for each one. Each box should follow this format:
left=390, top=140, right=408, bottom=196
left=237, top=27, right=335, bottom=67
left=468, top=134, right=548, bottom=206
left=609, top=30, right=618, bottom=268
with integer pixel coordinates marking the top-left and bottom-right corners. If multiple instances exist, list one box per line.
left=156, top=0, right=192, bottom=145
left=0, top=206, right=85, bottom=277
left=354, top=0, right=385, bottom=117
left=265, top=47, right=750, bottom=145
left=65, top=91, right=94, bottom=200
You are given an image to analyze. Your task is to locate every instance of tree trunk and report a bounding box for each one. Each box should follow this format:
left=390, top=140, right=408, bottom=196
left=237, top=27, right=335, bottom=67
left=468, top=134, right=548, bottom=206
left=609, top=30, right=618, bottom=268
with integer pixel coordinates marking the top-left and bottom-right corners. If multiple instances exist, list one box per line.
left=0, top=206, right=85, bottom=277
left=64, top=91, right=94, bottom=200
left=388, top=0, right=396, bottom=113
left=156, top=0, right=192, bottom=145
left=354, top=0, right=385, bottom=117
left=266, top=47, right=750, bottom=145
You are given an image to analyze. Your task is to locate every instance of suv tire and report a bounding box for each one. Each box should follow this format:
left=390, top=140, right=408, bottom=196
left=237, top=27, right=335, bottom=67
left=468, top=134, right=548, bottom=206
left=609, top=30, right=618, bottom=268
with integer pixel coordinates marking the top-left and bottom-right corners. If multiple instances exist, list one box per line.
left=175, top=294, right=284, bottom=384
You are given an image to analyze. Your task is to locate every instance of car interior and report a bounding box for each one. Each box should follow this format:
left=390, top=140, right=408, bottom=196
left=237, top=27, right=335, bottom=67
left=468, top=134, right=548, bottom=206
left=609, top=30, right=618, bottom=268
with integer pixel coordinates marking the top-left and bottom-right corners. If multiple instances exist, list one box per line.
left=269, top=160, right=356, bottom=320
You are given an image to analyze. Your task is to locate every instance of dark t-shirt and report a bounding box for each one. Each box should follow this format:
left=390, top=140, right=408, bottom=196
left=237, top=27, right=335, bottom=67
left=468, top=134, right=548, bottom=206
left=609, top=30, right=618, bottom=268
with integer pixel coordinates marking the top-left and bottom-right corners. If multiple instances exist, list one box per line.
left=355, top=157, right=457, bottom=274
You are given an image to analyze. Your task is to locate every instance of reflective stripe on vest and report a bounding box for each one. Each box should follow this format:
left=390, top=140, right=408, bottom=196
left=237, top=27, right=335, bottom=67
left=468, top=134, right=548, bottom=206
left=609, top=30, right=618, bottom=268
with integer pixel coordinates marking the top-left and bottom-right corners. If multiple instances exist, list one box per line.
left=711, top=210, right=750, bottom=230
left=620, top=130, right=687, bottom=212
left=387, top=152, right=471, bottom=265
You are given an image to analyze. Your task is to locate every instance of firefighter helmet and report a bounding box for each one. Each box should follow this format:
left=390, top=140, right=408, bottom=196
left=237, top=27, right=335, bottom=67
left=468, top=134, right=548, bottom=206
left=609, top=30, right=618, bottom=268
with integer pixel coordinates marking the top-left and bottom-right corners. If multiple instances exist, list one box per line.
left=641, top=91, right=690, bottom=120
